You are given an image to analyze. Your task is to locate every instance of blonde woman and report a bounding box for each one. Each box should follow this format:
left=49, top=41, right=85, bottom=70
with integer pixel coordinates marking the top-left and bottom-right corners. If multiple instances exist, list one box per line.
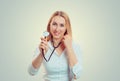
left=28, top=11, right=82, bottom=81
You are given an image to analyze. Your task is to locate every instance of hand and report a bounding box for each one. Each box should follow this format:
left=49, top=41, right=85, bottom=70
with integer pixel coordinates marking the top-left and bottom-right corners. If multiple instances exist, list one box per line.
left=39, top=37, right=48, bottom=54
left=62, top=34, right=72, bottom=49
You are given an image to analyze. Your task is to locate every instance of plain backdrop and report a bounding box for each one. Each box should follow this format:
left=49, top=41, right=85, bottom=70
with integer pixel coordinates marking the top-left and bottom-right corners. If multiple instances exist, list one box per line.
left=0, top=0, right=120, bottom=81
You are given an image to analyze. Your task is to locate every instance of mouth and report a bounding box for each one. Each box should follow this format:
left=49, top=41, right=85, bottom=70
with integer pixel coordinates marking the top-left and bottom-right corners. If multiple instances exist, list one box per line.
left=53, top=32, right=60, bottom=36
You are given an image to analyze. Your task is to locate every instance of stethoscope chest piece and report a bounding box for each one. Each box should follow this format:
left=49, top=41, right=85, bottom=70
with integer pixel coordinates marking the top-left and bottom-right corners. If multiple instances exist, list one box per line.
left=43, top=31, right=49, bottom=37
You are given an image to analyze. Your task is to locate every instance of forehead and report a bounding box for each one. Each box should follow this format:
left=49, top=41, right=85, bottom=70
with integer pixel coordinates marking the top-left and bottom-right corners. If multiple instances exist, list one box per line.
left=51, top=16, right=65, bottom=24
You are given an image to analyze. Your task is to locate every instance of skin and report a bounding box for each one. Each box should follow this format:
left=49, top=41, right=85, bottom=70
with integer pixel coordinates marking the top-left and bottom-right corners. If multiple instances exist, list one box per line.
left=32, top=16, right=78, bottom=79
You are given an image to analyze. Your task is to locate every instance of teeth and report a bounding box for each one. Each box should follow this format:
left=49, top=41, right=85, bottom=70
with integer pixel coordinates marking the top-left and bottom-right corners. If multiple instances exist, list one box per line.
left=54, top=32, right=59, bottom=35
left=55, top=33, right=59, bottom=35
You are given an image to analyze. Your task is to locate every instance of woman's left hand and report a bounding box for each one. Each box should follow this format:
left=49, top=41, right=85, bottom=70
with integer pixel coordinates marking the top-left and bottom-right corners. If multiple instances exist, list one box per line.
left=62, top=34, right=72, bottom=49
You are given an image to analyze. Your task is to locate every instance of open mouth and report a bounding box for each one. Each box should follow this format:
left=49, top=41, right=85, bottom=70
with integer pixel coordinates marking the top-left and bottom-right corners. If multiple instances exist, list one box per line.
left=54, top=32, right=60, bottom=36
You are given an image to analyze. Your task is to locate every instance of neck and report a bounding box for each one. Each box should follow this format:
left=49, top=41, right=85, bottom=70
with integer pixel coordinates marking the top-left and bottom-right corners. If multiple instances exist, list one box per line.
left=52, top=38, right=62, bottom=47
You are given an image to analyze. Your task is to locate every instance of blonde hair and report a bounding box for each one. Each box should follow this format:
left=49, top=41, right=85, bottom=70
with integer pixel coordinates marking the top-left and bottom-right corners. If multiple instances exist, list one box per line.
left=47, top=11, right=72, bottom=41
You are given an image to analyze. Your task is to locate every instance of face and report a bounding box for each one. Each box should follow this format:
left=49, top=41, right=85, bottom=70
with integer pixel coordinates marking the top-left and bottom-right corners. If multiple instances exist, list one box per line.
left=50, top=16, right=66, bottom=40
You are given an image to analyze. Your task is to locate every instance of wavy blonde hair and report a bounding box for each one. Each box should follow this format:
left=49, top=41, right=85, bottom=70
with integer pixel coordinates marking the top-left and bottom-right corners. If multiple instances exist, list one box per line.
left=46, top=11, right=72, bottom=41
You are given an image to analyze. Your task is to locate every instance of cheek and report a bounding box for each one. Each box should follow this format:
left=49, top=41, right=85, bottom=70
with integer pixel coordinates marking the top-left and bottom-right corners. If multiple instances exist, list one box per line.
left=49, top=26, right=55, bottom=36
left=62, top=28, right=67, bottom=33
left=50, top=26, right=53, bottom=32
left=50, top=26, right=55, bottom=31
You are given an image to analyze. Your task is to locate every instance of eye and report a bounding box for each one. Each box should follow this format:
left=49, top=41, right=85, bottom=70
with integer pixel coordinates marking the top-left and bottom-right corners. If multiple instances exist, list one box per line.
left=60, top=24, right=64, bottom=27
left=52, top=22, right=57, bottom=26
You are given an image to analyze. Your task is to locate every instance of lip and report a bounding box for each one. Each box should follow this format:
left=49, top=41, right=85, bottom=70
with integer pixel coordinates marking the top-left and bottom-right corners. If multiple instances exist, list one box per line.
left=53, top=32, right=60, bottom=36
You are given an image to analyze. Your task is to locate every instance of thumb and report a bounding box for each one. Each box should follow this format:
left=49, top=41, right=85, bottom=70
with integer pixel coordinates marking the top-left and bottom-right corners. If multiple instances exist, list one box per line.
left=45, top=37, right=48, bottom=41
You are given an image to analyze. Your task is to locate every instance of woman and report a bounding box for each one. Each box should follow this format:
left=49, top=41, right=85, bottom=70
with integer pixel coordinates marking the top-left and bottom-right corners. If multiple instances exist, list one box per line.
left=28, top=11, right=82, bottom=81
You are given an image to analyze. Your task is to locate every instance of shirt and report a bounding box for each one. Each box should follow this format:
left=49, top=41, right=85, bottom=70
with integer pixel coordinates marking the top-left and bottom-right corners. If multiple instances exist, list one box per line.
left=28, top=41, right=82, bottom=81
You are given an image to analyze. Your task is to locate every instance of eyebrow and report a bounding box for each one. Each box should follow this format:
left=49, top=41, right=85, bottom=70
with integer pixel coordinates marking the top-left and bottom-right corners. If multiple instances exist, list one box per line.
left=52, top=21, right=65, bottom=24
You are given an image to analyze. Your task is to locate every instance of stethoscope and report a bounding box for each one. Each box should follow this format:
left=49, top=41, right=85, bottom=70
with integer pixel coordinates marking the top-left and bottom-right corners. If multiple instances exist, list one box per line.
left=42, top=31, right=61, bottom=62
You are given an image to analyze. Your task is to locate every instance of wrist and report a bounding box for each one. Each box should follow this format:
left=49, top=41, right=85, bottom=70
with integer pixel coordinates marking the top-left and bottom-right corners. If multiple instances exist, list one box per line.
left=66, top=46, right=74, bottom=55
left=66, top=44, right=72, bottom=50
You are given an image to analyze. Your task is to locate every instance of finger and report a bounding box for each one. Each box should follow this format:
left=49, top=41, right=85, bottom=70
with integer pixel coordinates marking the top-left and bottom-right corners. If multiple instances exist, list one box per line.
left=40, top=42, right=48, bottom=48
left=41, top=40, right=47, bottom=45
left=61, top=37, right=65, bottom=42
left=41, top=37, right=46, bottom=41
left=40, top=37, right=44, bottom=40
left=39, top=44, right=45, bottom=50
left=44, top=37, right=47, bottom=40
left=63, top=36, right=66, bottom=40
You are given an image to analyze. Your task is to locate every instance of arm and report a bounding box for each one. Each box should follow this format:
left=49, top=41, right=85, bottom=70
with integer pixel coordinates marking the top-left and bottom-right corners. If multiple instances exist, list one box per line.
left=32, top=53, right=43, bottom=69
left=66, top=43, right=82, bottom=79
left=66, top=46, right=78, bottom=67
left=28, top=48, right=43, bottom=76
left=63, top=35, right=82, bottom=79
left=28, top=37, right=48, bottom=75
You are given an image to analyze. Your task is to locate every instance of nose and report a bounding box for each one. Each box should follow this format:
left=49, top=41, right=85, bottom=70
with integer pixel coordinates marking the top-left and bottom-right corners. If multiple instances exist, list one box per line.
left=55, top=26, right=60, bottom=31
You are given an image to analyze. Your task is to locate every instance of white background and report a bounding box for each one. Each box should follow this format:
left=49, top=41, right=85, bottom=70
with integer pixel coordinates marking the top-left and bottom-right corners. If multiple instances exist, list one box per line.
left=0, top=0, right=120, bottom=81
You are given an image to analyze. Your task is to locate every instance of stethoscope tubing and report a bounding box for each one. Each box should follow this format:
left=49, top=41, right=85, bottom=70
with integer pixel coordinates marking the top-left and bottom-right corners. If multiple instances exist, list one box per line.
left=42, top=41, right=61, bottom=62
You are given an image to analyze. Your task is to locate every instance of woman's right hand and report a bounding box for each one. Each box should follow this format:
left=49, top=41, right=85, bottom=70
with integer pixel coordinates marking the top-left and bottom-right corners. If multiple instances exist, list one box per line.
left=39, top=37, right=48, bottom=54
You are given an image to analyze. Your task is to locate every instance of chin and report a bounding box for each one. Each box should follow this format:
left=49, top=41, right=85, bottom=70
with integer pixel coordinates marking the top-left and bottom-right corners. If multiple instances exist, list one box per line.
left=53, top=36, right=60, bottom=39
left=53, top=35, right=62, bottom=39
